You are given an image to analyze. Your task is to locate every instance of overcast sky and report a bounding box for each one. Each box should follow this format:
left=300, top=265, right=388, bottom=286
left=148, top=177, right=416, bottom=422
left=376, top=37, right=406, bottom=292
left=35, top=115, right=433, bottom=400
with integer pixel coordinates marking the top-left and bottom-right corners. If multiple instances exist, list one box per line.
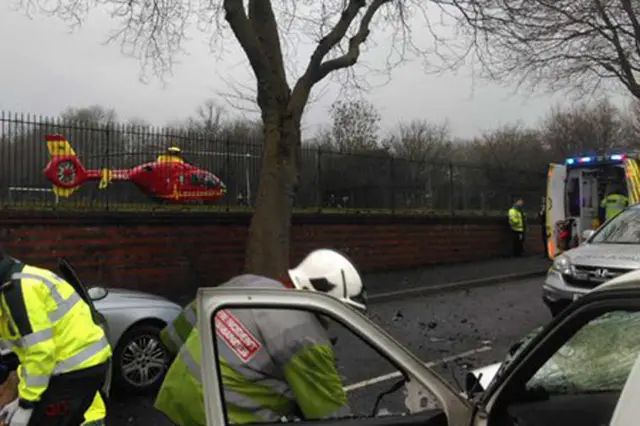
left=0, top=3, right=631, bottom=140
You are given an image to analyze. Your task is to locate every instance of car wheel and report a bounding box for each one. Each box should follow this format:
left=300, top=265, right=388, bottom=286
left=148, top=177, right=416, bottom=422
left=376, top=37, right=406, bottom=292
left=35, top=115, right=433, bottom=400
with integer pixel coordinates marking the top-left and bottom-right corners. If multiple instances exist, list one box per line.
left=112, top=323, right=170, bottom=394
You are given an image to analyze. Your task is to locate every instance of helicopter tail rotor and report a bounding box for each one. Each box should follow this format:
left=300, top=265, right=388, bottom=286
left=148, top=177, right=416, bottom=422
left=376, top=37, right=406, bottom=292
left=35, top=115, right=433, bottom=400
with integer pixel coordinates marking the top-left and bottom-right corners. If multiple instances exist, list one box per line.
left=43, top=134, right=89, bottom=197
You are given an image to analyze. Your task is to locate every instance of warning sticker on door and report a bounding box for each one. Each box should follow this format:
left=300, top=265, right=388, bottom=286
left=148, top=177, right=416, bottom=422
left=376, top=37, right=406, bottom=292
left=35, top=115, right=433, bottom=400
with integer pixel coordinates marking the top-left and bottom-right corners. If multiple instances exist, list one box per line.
left=215, top=310, right=262, bottom=362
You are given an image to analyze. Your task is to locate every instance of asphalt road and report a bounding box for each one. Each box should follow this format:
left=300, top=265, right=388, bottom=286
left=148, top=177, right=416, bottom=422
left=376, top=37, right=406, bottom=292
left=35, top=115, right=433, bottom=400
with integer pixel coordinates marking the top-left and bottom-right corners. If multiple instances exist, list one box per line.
left=106, top=276, right=551, bottom=425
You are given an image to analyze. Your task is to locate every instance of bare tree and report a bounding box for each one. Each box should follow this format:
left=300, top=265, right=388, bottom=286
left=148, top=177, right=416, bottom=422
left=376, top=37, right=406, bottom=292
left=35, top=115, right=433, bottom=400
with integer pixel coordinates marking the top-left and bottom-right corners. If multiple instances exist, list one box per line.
left=18, top=1, right=468, bottom=278
left=540, top=98, right=631, bottom=159
left=306, top=124, right=334, bottom=149
left=457, top=124, right=548, bottom=209
left=450, top=0, right=640, bottom=99
left=383, top=119, right=452, bottom=208
left=126, top=117, right=151, bottom=128
left=620, top=98, right=640, bottom=146
left=386, top=119, right=452, bottom=162
left=189, top=99, right=226, bottom=138
left=60, top=105, right=117, bottom=125
left=327, top=99, right=382, bottom=153
left=463, top=124, right=549, bottom=172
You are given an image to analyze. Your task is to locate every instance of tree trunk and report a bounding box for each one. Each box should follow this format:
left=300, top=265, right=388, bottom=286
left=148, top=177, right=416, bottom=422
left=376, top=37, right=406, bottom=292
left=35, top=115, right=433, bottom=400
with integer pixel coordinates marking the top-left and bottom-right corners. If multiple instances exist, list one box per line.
left=244, top=112, right=300, bottom=279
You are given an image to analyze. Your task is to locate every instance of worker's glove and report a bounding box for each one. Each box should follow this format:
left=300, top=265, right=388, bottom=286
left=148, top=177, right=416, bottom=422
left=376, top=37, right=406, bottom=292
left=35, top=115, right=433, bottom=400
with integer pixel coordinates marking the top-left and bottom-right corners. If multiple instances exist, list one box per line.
left=0, top=398, right=18, bottom=422
left=6, top=406, right=32, bottom=426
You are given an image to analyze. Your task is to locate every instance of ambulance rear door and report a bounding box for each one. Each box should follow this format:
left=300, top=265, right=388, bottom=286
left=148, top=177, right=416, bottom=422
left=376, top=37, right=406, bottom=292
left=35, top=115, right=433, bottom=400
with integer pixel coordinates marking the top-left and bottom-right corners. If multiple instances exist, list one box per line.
left=623, top=157, right=640, bottom=205
left=546, top=163, right=567, bottom=260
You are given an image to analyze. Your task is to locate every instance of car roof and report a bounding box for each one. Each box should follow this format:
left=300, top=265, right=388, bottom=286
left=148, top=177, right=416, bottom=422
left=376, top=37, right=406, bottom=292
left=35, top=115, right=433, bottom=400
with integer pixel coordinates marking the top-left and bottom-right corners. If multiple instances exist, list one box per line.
left=592, top=268, right=640, bottom=293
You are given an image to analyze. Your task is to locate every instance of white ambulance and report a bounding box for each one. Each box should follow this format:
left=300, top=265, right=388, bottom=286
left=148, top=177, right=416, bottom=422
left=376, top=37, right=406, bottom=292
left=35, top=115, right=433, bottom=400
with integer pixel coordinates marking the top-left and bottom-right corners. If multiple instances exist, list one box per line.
left=546, top=152, right=640, bottom=260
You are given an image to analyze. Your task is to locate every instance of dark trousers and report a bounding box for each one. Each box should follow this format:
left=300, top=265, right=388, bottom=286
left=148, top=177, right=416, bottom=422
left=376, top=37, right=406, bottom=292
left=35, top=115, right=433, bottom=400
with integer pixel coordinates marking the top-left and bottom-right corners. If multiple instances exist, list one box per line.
left=512, top=230, right=524, bottom=257
left=27, top=362, right=108, bottom=426
left=541, top=228, right=548, bottom=257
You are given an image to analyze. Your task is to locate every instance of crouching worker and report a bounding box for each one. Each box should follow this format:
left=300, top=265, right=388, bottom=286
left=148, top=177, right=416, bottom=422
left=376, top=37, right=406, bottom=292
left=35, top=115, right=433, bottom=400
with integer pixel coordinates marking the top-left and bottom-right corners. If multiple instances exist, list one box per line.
left=0, top=253, right=112, bottom=426
left=155, top=249, right=368, bottom=425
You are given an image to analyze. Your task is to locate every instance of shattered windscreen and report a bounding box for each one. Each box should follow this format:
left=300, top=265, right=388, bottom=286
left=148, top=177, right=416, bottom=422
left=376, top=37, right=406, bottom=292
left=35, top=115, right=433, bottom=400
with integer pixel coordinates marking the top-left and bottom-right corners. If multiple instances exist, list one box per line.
left=526, top=311, right=640, bottom=394
left=591, top=209, right=640, bottom=244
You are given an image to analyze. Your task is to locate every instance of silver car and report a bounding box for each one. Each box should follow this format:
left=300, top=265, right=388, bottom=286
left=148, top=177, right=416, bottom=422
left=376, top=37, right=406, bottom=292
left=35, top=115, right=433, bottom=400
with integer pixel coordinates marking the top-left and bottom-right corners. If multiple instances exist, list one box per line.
left=543, top=204, right=640, bottom=316
left=0, top=286, right=182, bottom=394
left=89, top=286, right=182, bottom=393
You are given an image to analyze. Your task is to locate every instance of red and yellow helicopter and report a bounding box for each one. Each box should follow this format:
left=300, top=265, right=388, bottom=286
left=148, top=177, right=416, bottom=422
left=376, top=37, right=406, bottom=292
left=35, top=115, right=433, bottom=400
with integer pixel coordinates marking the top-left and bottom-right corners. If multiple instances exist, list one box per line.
left=43, top=134, right=227, bottom=203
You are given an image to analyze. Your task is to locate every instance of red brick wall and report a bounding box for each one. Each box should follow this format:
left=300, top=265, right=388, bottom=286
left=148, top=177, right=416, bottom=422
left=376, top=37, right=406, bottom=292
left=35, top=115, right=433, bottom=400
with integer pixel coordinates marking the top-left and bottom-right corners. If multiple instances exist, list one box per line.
left=0, top=211, right=544, bottom=300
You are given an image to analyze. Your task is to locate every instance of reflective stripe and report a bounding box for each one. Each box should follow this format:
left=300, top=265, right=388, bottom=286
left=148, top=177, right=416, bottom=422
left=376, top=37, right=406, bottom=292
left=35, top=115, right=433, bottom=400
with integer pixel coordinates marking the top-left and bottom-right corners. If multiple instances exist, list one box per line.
left=163, top=304, right=198, bottom=351
left=9, top=328, right=53, bottom=349
left=179, top=346, right=281, bottom=422
left=164, top=324, right=183, bottom=351
left=259, top=314, right=330, bottom=362
left=54, top=337, right=110, bottom=374
left=49, top=292, right=82, bottom=322
left=11, top=273, right=85, bottom=323
left=185, top=304, right=197, bottom=326
left=224, top=389, right=282, bottom=422
left=21, top=365, right=50, bottom=388
left=179, top=344, right=201, bottom=383
left=23, top=372, right=49, bottom=387
left=11, top=273, right=63, bottom=303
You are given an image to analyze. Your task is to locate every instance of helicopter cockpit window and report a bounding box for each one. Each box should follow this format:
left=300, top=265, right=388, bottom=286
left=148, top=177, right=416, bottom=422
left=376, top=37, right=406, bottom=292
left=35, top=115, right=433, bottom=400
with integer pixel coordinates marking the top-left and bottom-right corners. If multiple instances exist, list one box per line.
left=204, top=175, right=218, bottom=188
left=190, top=174, right=203, bottom=186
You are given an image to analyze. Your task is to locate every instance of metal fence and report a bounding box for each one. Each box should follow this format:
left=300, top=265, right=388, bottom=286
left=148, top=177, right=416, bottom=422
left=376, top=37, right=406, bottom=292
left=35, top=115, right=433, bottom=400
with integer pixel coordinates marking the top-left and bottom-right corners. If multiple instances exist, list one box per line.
left=0, top=111, right=545, bottom=215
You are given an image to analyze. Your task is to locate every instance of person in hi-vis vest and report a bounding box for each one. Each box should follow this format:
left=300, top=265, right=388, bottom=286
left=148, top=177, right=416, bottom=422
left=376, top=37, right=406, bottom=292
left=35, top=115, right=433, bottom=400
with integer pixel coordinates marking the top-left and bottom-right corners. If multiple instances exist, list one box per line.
left=0, top=252, right=111, bottom=426
left=508, top=198, right=527, bottom=257
left=600, top=185, right=629, bottom=223
left=155, top=249, right=368, bottom=426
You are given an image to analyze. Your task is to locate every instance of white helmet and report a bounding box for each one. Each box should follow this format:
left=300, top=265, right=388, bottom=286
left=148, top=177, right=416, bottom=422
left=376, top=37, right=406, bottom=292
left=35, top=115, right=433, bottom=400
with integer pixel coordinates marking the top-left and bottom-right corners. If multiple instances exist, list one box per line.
left=288, top=249, right=367, bottom=312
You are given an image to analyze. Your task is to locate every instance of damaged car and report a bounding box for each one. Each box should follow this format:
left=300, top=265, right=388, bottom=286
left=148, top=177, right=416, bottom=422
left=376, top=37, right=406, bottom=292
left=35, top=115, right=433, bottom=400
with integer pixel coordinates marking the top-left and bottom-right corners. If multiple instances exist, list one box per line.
left=544, top=204, right=640, bottom=316
left=195, top=268, right=640, bottom=426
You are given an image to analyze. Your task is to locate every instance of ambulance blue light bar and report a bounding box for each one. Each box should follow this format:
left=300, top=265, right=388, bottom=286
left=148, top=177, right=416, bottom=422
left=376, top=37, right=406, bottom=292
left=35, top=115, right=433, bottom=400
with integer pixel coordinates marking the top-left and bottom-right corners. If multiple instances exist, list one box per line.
left=565, top=154, right=627, bottom=165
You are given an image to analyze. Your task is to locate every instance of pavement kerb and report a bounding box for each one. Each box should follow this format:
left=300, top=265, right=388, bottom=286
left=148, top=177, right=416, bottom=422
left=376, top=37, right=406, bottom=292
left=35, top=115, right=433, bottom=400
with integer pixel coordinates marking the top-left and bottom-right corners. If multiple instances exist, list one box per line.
left=368, top=268, right=549, bottom=304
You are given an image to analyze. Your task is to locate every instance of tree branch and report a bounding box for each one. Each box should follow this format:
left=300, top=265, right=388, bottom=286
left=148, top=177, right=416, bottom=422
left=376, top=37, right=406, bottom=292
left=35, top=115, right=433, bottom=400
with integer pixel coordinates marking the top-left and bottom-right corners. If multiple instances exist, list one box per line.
left=307, top=0, right=367, bottom=75
left=247, top=0, right=289, bottom=90
left=618, top=0, right=640, bottom=67
left=315, top=0, right=391, bottom=82
left=289, top=0, right=390, bottom=116
left=593, top=0, right=640, bottom=95
left=223, top=0, right=271, bottom=87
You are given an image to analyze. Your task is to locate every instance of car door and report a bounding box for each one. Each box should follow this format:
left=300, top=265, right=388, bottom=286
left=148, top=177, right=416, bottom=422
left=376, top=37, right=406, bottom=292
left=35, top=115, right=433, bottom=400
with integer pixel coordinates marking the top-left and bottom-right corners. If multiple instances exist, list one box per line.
left=546, top=163, right=567, bottom=260
left=474, top=288, right=640, bottom=426
left=196, top=287, right=475, bottom=426
left=609, top=349, right=640, bottom=426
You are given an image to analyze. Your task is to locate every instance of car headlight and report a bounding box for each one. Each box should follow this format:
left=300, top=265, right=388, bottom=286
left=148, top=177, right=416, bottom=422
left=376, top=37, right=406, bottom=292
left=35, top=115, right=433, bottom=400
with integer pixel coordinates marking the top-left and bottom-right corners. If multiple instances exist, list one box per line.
left=552, top=255, right=572, bottom=275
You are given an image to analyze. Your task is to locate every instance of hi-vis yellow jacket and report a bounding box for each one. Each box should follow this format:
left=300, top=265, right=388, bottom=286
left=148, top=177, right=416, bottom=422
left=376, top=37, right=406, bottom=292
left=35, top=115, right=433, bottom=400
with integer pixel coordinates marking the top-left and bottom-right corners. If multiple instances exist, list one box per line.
left=508, top=206, right=526, bottom=232
left=155, top=275, right=351, bottom=426
left=0, top=257, right=112, bottom=421
left=160, top=299, right=197, bottom=357
left=601, top=193, right=629, bottom=221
